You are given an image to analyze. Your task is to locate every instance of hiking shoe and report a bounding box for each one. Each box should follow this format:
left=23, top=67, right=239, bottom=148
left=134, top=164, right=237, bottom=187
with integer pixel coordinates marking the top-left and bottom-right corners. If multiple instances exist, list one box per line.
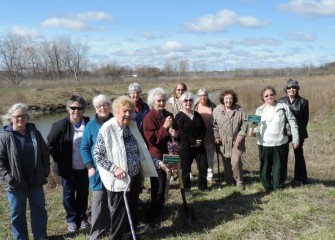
left=68, top=222, right=78, bottom=232
left=80, top=219, right=90, bottom=229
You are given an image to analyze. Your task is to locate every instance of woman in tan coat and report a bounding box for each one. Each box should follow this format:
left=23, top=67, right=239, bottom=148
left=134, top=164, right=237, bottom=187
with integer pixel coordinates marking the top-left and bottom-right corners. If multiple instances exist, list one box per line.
left=213, top=90, right=248, bottom=189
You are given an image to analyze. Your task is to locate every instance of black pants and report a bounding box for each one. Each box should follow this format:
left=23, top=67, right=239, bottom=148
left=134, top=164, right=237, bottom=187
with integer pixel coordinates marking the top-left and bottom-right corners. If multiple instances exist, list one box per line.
left=180, top=145, right=208, bottom=191
left=145, top=170, right=166, bottom=223
left=294, top=140, right=308, bottom=183
left=108, top=174, right=141, bottom=240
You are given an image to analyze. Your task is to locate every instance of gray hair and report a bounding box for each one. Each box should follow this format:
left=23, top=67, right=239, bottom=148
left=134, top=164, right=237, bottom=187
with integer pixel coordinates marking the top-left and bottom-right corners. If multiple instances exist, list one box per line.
left=284, top=79, right=300, bottom=93
left=92, top=94, right=112, bottom=108
left=1, top=103, right=30, bottom=126
left=147, top=87, right=169, bottom=106
left=179, top=91, right=194, bottom=103
left=112, top=95, right=135, bottom=114
left=197, top=88, right=208, bottom=96
left=66, top=94, right=87, bottom=112
left=128, top=82, right=142, bottom=94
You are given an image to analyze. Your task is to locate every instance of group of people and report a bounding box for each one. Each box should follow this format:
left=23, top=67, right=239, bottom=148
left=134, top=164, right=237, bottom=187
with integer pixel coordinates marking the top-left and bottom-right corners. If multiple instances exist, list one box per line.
left=0, top=79, right=309, bottom=240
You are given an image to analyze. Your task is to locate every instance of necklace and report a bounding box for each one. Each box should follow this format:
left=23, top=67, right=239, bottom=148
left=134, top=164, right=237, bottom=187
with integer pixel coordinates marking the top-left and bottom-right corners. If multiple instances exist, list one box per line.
left=264, top=106, right=276, bottom=122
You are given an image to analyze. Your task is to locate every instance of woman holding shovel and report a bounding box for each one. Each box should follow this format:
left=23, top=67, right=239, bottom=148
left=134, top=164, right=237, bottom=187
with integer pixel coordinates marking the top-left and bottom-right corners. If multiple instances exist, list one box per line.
left=93, top=95, right=157, bottom=240
left=143, top=87, right=181, bottom=228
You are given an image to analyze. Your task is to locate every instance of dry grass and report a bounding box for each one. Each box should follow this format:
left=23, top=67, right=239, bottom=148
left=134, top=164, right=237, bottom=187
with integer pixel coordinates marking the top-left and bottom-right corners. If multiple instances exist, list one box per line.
left=0, top=75, right=335, bottom=239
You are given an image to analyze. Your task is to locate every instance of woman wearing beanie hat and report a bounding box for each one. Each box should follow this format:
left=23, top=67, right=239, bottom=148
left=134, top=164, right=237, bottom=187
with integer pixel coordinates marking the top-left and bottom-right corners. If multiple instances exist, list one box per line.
left=279, top=79, right=309, bottom=185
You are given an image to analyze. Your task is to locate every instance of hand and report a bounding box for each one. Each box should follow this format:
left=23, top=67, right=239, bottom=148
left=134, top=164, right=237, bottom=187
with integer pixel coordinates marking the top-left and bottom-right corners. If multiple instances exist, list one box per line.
left=160, top=162, right=170, bottom=172
left=235, top=136, right=243, bottom=149
left=292, top=144, right=299, bottom=149
left=114, top=167, right=126, bottom=179
left=88, top=168, right=96, bottom=177
left=169, top=128, right=178, bottom=138
left=163, top=116, right=173, bottom=129
left=191, top=139, right=202, bottom=147
left=214, top=139, right=221, bottom=145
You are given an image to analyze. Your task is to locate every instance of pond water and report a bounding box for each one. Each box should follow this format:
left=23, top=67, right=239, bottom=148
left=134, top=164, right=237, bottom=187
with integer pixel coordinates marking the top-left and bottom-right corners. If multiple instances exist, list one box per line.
left=0, top=91, right=221, bottom=141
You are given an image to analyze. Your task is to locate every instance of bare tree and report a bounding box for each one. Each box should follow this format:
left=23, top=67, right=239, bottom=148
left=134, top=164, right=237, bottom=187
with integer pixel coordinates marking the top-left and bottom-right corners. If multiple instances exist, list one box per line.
left=0, top=33, right=29, bottom=85
left=62, top=39, right=89, bottom=82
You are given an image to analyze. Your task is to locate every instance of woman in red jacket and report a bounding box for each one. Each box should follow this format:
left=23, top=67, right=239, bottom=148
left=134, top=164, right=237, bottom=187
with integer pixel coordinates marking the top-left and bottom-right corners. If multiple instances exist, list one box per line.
left=143, top=87, right=181, bottom=228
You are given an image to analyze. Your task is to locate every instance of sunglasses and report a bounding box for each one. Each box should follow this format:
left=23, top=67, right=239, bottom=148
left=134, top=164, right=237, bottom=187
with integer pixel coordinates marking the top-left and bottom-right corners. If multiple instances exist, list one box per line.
left=183, top=99, right=193, bottom=103
left=177, top=89, right=185, bottom=91
left=286, top=86, right=298, bottom=90
left=69, top=106, right=84, bottom=111
left=264, top=94, right=274, bottom=98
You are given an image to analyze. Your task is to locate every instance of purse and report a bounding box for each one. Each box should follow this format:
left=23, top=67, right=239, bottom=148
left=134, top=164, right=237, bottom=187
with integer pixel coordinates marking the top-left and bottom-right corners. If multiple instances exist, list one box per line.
left=283, top=109, right=292, bottom=136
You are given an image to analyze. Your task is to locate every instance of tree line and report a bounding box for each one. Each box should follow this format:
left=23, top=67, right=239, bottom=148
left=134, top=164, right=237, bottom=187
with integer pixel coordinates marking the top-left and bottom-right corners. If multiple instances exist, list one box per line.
left=1, top=33, right=333, bottom=86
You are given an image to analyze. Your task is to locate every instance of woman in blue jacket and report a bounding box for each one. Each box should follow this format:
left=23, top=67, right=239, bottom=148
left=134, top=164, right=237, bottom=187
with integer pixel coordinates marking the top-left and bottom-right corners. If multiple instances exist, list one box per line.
left=80, top=94, right=113, bottom=239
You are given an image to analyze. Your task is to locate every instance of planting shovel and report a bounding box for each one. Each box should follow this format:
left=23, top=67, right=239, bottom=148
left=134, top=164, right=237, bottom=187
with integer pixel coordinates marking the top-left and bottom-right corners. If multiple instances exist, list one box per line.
left=177, top=163, right=196, bottom=227
left=123, top=174, right=136, bottom=240
left=215, top=145, right=222, bottom=189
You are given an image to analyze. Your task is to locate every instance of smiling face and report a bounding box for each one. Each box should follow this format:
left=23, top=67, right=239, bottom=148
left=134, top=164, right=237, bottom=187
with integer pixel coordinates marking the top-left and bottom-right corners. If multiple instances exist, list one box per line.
left=223, top=94, right=234, bottom=109
left=129, top=90, right=141, bottom=102
left=175, top=84, right=186, bottom=98
left=68, top=101, right=84, bottom=123
left=11, top=109, right=28, bottom=131
left=197, top=91, right=208, bottom=105
left=263, top=89, right=276, bottom=106
left=95, top=101, right=111, bottom=118
left=153, top=93, right=166, bottom=111
left=286, top=86, right=298, bottom=98
left=182, top=98, right=194, bottom=111
left=115, top=103, right=134, bottom=126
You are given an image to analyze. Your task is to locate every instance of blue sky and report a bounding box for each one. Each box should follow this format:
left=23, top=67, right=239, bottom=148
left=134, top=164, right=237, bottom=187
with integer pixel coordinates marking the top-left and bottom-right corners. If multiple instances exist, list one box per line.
left=1, top=0, right=335, bottom=71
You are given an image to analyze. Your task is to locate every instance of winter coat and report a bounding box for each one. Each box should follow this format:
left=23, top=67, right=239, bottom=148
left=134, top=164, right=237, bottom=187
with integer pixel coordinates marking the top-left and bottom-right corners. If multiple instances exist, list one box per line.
left=213, top=104, right=248, bottom=158
left=47, top=116, right=90, bottom=178
left=0, top=123, right=50, bottom=191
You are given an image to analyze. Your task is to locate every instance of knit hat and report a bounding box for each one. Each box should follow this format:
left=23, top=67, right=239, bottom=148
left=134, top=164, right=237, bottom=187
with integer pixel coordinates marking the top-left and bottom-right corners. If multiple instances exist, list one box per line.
left=284, top=79, right=300, bottom=92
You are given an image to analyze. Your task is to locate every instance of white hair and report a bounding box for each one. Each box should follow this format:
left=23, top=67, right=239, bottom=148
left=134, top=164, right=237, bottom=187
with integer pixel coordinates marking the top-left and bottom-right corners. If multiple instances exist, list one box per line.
left=147, top=87, right=169, bottom=106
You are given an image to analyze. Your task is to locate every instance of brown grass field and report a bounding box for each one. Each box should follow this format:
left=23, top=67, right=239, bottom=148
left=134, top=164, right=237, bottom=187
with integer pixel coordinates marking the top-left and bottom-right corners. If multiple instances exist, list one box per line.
left=0, top=75, right=334, bottom=239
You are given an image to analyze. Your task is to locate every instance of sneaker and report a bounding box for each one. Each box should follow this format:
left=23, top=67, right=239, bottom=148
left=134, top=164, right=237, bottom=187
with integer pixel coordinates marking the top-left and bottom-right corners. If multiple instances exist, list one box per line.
left=207, top=178, right=216, bottom=185
left=80, top=219, right=90, bottom=229
left=68, top=222, right=78, bottom=232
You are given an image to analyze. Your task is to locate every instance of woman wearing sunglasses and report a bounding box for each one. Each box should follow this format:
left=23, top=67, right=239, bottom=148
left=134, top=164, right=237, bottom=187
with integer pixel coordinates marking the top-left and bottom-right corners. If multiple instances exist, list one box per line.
left=47, top=94, right=90, bottom=232
left=255, top=86, right=299, bottom=192
left=279, top=79, right=309, bottom=185
left=175, top=91, right=208, bottom=195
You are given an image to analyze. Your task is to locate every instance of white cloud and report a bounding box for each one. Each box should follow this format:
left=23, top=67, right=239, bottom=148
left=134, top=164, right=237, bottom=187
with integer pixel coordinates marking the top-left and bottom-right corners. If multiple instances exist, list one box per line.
left=10, top=26, right=41, bottom=38
left=41, top=11, right=113, bottom=31
left=232, top=37, right=280, bottom=46
left=282, top=32, right=316, bottom=42
left=278, top=0, right=335, bottom=17
left=138, top=31, right=170, bottom=40
left=182, top=9, right=269, bottom=33
left=161, top=41, right=183, bottom=51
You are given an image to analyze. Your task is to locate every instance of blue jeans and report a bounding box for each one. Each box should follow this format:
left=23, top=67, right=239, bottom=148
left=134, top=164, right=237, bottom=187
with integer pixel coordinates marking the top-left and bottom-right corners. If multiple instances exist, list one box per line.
left=61, top=169, right=89, bottom=224
left=7, top=186, right=48, bottom=240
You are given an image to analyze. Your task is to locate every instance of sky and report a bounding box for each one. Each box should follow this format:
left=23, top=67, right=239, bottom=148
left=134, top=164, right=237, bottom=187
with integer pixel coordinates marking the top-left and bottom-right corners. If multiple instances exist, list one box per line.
left=1, top=0, right=335, bottom=71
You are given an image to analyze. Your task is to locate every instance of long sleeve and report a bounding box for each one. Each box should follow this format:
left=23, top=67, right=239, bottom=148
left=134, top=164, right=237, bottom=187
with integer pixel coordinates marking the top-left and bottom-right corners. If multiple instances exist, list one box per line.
left=94, top=133, right=117, bottom=173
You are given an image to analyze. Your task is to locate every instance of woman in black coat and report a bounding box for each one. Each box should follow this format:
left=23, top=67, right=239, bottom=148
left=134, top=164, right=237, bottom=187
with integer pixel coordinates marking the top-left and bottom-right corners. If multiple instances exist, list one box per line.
left=175, top=91, right=208, bottom=194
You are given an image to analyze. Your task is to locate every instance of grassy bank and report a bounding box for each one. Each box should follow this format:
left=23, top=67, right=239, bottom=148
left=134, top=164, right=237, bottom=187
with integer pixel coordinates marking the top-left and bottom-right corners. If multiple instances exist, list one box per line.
left=0, top=76, right=334, bottom=239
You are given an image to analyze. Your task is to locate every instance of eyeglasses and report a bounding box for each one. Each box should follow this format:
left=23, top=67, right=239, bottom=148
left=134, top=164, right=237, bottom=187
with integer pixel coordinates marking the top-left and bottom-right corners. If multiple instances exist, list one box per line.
left=156, top=99, right=166, bottom=103
left=183, top=99, right=193, bottom=103
left=12, top=115, right=27, bottom=120
left=286, top=86, right=298, bottom=90
left=96, top=103, right=109, bottom=109
left=69, top=106, right=84, bottom=111
left=264, top=94, right=274, bottom=98
left=177, top=89, right=185, bottom=92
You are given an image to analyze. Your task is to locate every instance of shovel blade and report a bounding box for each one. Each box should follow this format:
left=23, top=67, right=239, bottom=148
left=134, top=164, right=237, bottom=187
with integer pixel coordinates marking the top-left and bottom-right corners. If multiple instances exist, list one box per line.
left=180, top=205, right=196, bottom=227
